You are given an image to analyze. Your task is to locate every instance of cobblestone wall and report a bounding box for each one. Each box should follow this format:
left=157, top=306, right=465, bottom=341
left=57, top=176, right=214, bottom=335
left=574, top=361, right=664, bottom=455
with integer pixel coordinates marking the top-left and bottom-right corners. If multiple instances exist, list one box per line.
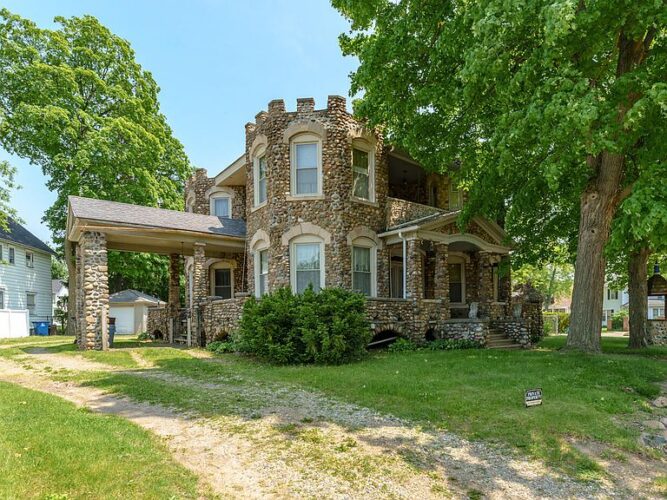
left=441, top=319, right=489, bottom=345
left=386, top=197, right=443, bottom=228
left=78, top=231, right=109, bottom=350
left=649, top=320, right=667, bottom=345
left=492, top=319, right=531, bottom=348
left=200, top=296, right=249, bottom=343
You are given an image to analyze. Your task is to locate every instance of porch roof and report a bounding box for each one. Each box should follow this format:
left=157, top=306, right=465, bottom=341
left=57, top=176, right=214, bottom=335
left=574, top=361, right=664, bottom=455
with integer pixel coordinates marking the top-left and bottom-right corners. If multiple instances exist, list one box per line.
left=67, top=196, right=246, bottom=256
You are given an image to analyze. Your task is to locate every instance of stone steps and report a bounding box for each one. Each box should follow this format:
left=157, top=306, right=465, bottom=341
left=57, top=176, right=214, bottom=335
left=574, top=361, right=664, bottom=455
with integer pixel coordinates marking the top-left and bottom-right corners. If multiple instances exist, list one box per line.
left=486, top=329, right=523, bottom=350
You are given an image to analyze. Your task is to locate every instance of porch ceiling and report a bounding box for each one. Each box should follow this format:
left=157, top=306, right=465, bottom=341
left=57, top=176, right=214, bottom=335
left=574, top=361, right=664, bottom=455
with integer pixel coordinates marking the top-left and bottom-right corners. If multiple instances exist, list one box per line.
left=67, top=196, right=246, bottom=257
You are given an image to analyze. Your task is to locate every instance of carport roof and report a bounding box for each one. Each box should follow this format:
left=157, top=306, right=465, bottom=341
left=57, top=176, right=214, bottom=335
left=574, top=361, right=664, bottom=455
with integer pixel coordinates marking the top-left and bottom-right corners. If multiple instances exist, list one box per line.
left=69, top=196, right=246, bottom=238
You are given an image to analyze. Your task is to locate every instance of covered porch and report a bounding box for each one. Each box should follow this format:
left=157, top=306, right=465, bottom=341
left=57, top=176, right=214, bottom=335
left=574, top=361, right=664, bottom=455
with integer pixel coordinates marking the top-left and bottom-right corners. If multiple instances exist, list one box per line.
left=66, top=196, right=246, bottom=350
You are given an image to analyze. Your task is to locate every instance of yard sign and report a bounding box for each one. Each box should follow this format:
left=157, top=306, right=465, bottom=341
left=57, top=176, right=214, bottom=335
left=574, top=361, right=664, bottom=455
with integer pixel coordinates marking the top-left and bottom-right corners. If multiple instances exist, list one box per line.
left=525, top=388, right=542, bottom=407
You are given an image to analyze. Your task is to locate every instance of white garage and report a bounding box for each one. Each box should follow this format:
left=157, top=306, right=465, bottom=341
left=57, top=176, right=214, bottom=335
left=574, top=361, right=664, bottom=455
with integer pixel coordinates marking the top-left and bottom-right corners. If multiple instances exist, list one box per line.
left=109, top=290, right=164, bottom=335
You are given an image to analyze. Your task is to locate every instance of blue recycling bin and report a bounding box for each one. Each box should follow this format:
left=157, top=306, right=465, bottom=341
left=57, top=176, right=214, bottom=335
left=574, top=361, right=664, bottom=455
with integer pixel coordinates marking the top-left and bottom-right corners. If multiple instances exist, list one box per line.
left=32, top=321, right=50, bottom=336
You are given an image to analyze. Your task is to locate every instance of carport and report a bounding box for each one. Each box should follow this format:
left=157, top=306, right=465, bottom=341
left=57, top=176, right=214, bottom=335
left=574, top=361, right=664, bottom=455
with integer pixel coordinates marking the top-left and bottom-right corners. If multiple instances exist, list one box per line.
left=65, top=196, right=246, bottom=350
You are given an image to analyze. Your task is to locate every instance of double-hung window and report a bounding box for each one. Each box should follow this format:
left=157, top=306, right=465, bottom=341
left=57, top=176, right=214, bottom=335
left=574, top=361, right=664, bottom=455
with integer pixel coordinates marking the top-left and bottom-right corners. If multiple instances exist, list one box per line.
left=0, top=290, right=4, bottom=309
left=256, top=155, right=267, bottom=205
left=257, top=250, right=268, bottom=297
left=293, top=242, right=322, bottom=293
left=448, top=262, right=464, bottom=303
left=212, top=196, right=231, bottom=218
left=8, top=247, right=14, bottom=265
left=291, top=135, right=321, bottom=196
left=352, top=246, right=372, bottom=296
left=213, top=269, right=232, bottom=299
left=26, top=251, right=34, bottom=268
left=448, top=183, right=462, bottom=210
left=352, top=148, right=370, bottom=200
left=26, top=293, right=36, bottom=311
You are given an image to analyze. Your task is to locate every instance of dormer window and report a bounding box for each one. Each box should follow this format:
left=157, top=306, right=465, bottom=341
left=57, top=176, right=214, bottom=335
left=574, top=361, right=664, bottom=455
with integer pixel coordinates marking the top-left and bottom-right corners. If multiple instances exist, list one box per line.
left=291, top=134, right=321, bottom=196
left=211, top=196, right=231, bottom=218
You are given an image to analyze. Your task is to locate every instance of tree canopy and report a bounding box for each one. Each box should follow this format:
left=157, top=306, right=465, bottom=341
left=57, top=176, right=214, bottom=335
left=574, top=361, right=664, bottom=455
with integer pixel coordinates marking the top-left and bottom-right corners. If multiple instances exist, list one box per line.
left=334, top=0, right=667, bottom=352
left=0, top=9, right=192, bottom=298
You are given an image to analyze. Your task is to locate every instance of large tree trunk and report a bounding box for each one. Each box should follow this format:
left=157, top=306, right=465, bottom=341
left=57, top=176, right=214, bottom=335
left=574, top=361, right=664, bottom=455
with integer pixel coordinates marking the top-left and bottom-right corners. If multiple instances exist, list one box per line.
left=628, top=247, right=650, bottom=348
left=567, top=153, right=624, bottom=353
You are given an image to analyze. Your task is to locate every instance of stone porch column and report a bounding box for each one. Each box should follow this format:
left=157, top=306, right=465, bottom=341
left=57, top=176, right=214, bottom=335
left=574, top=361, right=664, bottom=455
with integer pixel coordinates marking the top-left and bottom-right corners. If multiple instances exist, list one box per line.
left=477, top=251, right=493, bottom=318
left=168, top=253, right=181, bottom=317
left=434, top=243, right=450, bottom=320
left=405, top=238, right=423, bottom=300
left=192, top=243, right=207, bottom=305
left=78, top=231, right=109, bottom=351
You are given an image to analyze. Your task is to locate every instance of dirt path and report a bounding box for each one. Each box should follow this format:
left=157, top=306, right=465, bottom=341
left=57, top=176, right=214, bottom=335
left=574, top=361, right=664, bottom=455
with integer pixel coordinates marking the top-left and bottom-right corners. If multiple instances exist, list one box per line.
left=0, top=351, right=656, bottom=499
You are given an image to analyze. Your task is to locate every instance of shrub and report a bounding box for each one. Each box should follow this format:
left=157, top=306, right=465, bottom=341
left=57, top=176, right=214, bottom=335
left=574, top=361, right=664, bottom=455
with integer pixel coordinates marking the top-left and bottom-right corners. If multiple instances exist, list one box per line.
left=206, top=340, right=236, bottom=354
left=387, top=338, right=418, bottom=352
left=428, top=338, right=482, bottom=350
left=137, top=331, right=151, bottom=341
left=612, top=309, right=628, bottom=330
left=236, top=287, right=372, bottom=365
left=557, top=312, right=570, bottom=333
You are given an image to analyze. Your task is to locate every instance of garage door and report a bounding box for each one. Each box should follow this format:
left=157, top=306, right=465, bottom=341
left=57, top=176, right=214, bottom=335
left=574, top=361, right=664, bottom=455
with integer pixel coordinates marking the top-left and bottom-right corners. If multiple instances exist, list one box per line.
left=110, top=306, right=134, bottom=334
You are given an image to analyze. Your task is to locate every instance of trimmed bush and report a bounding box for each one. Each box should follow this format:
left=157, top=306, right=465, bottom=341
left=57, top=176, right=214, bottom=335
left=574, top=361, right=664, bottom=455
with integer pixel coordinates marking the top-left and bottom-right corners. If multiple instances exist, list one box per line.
left=236, top=287, right=372, bottom=365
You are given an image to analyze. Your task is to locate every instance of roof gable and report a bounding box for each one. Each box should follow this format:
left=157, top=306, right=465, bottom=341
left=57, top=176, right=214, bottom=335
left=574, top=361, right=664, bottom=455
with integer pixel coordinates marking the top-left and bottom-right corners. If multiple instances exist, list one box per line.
left=0, top=218, right=54, bottom=255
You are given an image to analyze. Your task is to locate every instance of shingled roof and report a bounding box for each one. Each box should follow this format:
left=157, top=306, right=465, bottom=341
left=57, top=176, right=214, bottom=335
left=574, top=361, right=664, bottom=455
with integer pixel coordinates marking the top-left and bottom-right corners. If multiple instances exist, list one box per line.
left=69, top=196, right=246, bottom=239
left=110, top=289, right=164, bottom=304
left=0, top=218, right=55, bottom=255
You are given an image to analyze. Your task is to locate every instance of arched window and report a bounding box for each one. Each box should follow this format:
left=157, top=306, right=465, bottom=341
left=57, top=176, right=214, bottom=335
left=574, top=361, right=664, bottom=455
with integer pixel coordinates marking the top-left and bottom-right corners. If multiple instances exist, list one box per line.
left=350, top=236, right=377, bottom=297
left=207, top=187, right=235, bottom=218
left=290, top=234, right=325, bottom=293
left=251, top=230, right=270, bottom=298
left=209, top=260, right=236, bottom=299
left=290, top=133, right=322, bottom=196
left=253, top=144, right=268, bottom=207
left=351, top=139, right=375, bottom=202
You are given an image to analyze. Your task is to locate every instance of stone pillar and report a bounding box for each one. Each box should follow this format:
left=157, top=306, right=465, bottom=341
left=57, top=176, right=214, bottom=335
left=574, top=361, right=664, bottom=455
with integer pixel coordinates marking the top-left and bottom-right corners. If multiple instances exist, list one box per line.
left=434, top=243, right=450, bottom=319
left=192, top=243, right=207, bottom=305
left=477, top=251, right=493, bottom=319
left=78, top=231, right=109, bottom=351
left=168, top=253, right=181, bottom=317
left=406, top=238, right=423, bottom=300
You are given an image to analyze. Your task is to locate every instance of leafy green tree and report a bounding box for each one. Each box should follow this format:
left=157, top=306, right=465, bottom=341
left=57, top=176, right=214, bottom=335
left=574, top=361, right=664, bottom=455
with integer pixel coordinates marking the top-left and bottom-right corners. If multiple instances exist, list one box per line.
left=0, top=160, right=18, bottom=230
left=0, top=10, right=192, bottom=329
left=514, top=261, right=574, bottom=311
left=334, top=0, right=666, bottom=352
left=51, top=256, right=68, bottom=281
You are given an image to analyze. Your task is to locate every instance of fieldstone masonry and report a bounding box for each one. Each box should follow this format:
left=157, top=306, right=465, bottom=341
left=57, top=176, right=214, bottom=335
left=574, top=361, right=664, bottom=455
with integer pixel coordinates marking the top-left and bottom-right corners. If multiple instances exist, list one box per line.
left=77, top=231, right=109, bottom=350
left=649, top=320, right=667, bottom=345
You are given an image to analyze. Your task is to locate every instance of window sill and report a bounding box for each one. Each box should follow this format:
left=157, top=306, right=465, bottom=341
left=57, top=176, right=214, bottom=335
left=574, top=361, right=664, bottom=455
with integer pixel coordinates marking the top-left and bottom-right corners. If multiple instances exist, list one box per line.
left=286, top=194, right=325, bottom=202
left=251, top=202, right=267, bottom=213
left=351, top=196, right=378, bottom=208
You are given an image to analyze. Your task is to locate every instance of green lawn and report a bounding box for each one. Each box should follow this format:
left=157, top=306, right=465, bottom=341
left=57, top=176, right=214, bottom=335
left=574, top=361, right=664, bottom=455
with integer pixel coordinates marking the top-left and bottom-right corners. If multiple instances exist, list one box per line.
left=6, top=334, right=667, bottom=480
left=0, top=381, right=200, bottom=499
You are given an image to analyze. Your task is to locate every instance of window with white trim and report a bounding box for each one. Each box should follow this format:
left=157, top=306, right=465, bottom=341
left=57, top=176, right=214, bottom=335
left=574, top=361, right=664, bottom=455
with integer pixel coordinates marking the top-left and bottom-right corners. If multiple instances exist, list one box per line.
left=448, top=261, right=465, bottom=303
left=352, top=143, right=374, bottom=201
left=26, top=251, right=34, bottom=268
left=256, top=249, right=269, bottom=297
left=8, top=247, right=14, bottom=265
left=254, top=155, right=267, bottom=205
left=291, top=134, right=321, bottom=196
left=291, top=236, right=324, bottom=293
left=352, top=246, right=372, bottom=296
left=0, top=290, right=4, bottom=309
left=607, top=289, right=619, bottom=301
left=0, top=244, right=3, bottom=261
left=26, top=292, right=36, bottom=311
left=211, top=196, right=231, bottom=218
left=448, top=183, right=462, bottom=210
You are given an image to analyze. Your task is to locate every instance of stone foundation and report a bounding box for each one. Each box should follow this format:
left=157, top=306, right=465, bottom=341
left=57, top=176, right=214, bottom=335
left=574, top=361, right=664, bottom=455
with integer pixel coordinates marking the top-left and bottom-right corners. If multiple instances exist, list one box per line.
left=492, top=319, right=531, bottom=348
left=200, top=296, right=250, bottom=343
left=649, top=320, right=667, bottom=345
left=147, top=306, right=169, bottom=338
left=441, top=319, right=489, bottom=346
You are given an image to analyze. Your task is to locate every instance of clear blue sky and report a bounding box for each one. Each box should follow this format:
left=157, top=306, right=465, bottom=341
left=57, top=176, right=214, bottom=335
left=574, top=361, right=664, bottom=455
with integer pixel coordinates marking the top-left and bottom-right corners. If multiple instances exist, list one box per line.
left=0, top=0, right=357, bottom=245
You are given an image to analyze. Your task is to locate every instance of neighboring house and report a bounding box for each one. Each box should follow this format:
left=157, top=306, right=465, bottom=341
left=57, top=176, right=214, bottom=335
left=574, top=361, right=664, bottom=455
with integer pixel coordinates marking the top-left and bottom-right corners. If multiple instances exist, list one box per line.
left=109, top=290, right=164, bottom=335
left=52, top=279, right=68, bottom=310
left=547, top=296, right=571, bottom=313
left=0, top=218, right=54, bottom=325
left=648, top=297, right=665, bottom=320
left=602, top=284, right=627, bottom=326
left=66, top=96, right=543, bottom=350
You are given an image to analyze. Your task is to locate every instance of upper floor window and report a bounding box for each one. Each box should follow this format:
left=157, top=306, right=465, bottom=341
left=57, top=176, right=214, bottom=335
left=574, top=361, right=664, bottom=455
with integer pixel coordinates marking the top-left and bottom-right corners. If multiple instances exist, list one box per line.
left=211, top=196, right=231, bottom=218
left=291, top=134, right=321, bottom=196
left=8, top=247, right=15, bottom=265
left=448, top=183, right=462, bottom=210
left=0, top=290, right=4, bottom=309
left=352, top=144, right=374, bottom=202
left=26, top=251, right=34, bottom=268
left=0, top=244, right=3, bottom=261
left=254, top=155, right=267, bottom=206
left=607, top=289, right=619, bottom=301
left=291, top=236, right=324, bottom=293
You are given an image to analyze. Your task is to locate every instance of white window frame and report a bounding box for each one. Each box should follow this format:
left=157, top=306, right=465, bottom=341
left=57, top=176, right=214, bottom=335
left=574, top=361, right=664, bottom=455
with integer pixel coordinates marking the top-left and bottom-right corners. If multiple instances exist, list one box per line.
left=0, top=289, right=4, bottom=309
left=351, top=140, right=375, bottom=203
left=0, top=244, right=3, bottom=262
left=8, top=247, right=15, bottom=265
left=448, top=182, right=462, bottom=210
left=209, top=263, right=234, bottom=299
left=290, top=234, right=325, bottom=293
left=351, top=237, right=377, bottom=297
left=253, top=247, right=270, bottom=298
left=253, top=152, right=268, bottom=207
left=25, top=251, right=34, bottom=268
left=448, top=257, right=466, bottom=304
left=290, top=133, right=322, bottom=197
left=210, top=195, right=231, bottom=218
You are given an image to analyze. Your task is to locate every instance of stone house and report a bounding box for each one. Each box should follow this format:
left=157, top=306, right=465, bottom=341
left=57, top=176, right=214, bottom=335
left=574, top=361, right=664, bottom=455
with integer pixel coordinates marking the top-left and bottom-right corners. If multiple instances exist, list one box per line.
left=66, top=96, right=542, bottom=351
